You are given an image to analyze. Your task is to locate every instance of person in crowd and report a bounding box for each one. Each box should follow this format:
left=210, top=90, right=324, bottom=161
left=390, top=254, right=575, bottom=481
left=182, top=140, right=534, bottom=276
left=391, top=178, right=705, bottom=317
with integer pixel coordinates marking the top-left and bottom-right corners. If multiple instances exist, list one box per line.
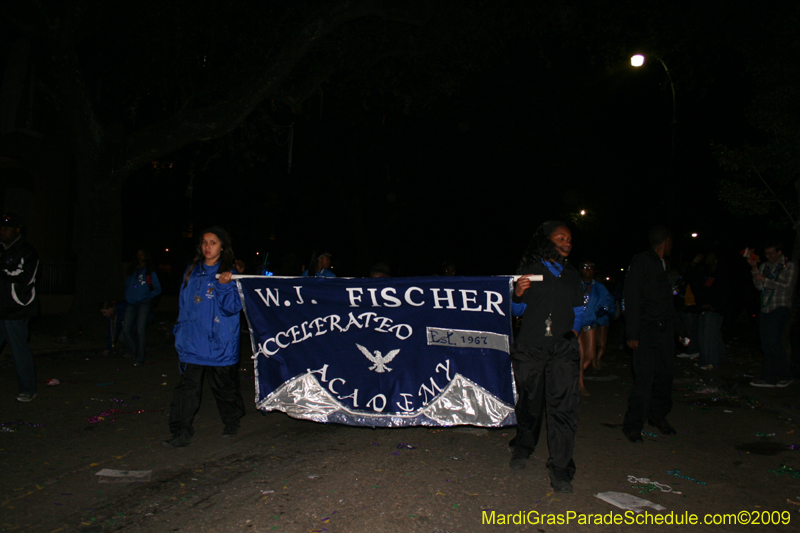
left=676, top=254, right=703, bottom=360
left=369, top=262, right=391, bottom=278
left=302, top=250, right=335, bottom=277
left=163, top=227, right=246, bottom=448
left=749, top=240, right=797, bottom=387
left=577, top=260, right=614, bottom=395
left=123, top=248, right=161, bottom=367
left=442, top=260, right=457, bottom=277
left=99, top=300, right=127, bottom=356
left=694, top=251, right=729, bottom=371
left=508, top=221, right=583, bottom=494
left=0, top=214, right=40, bottom=402
left=622, top=226, right=686, bottom=443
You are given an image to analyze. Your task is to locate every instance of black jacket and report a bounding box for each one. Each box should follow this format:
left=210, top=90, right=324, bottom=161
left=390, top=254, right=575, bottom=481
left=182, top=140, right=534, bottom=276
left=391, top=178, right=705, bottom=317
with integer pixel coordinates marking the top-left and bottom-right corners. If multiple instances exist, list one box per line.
left=0, top=236, right=39, bottom=320
left=624, top=248, right=683, bottom=341
left=513, top=259, right=583, bottom=349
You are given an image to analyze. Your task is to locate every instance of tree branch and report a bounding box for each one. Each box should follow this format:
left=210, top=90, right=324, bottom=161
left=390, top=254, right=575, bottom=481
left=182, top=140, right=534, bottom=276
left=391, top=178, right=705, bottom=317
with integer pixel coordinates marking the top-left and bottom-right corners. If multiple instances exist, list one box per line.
left=118, top=0, right=427, bottom=177
left=753, top=165, right=796, bottom=226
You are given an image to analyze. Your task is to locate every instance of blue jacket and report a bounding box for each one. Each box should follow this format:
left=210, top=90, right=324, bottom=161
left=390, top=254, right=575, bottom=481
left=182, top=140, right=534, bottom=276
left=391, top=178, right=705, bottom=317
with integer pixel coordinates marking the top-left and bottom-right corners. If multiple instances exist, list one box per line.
left=173, top=262, right=242, bottom=366
left=125, top=266, right=161, bottom=305
left=301, top=268, right=336, bottom=277
left=583, top=280, right=615, bottom=327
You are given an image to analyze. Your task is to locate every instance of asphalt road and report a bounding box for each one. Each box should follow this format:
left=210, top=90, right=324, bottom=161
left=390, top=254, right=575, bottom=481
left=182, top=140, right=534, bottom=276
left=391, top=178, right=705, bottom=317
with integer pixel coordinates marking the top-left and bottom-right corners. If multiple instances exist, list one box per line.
left=2, top=316, right=800, bottom=532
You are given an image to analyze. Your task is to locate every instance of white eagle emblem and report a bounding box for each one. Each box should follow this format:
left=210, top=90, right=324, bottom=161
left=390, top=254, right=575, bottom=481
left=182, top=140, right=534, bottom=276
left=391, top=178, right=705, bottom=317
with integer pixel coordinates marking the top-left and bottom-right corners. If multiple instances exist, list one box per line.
left=356, top=343, right=400, bottom=373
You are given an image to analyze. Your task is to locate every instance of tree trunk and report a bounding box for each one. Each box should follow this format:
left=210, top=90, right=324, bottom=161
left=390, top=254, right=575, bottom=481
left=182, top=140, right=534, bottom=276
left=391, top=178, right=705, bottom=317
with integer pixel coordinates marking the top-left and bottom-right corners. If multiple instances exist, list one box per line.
left=63, top=156, right=126, bottom=335
left=794, top=179, right=800, bottom=264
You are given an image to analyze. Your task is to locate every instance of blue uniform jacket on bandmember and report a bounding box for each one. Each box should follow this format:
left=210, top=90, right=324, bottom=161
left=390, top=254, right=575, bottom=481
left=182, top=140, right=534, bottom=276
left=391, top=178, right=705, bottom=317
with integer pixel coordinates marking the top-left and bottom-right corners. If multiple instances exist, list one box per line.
left=125, top=266, right=161, bottom=305
left=582, top=280, right=615, bottom=328
left=301, top=268, right=336, bottom=277
left=173, top=262, right=242, bottom=366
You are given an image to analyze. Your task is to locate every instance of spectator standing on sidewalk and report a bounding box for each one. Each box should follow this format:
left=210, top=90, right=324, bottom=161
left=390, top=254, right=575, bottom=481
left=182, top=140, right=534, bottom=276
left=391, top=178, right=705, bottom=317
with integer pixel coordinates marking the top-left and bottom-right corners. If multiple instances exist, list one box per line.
left=749, top=240, right=797, bottom=388
left=695, top=251, right=730, bottom=371
left=123, top=249, right=161, bottom=367
left=0, top=214, right=40, bottom=402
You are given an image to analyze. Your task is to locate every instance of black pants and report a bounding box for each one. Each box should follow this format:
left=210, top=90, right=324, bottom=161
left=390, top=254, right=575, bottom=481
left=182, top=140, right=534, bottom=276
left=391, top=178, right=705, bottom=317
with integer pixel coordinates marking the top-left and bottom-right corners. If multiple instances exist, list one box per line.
left=168, top=362, right=245, bottom=438
left=623, top=323, right=674, bottom=433
left=511, top=339, right=580, bottom=480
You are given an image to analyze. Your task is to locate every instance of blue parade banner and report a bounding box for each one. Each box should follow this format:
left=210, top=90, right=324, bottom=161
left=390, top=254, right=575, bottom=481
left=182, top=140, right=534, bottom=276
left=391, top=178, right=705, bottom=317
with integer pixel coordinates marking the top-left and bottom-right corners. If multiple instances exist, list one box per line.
left=237, top=276, right=517, bottom=427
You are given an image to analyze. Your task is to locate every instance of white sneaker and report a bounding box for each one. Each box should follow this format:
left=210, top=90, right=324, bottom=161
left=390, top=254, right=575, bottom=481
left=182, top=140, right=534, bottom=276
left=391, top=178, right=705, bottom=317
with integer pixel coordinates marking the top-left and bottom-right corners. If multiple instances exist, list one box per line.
left=750, top=379, right=776, bottom=388
left=16, top=392, right=37, bottom=402
left=777, top=380, right=794, bottom=388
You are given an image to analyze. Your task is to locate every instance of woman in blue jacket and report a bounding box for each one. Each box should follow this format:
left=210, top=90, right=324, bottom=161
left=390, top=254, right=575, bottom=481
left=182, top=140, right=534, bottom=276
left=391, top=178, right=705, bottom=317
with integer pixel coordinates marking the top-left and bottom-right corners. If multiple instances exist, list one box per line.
left=163, top=227, right=245, bottom=448
left=123, top=249, right=161, bottom=367
left=577, top=260, right=615, bottom=395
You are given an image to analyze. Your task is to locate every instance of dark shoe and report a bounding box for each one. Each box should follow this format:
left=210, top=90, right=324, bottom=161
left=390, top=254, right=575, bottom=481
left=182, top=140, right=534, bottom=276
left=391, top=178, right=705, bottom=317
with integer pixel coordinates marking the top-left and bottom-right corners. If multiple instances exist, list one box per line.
left=648, top=418, right=677, bottom=435
left=161, top=435, right=191, bottom=448
left=549, top=470, right=573, bottom=493
left=623, top=429, right=643, bottom=443
left=222, top=425, right=239, bottom=438
left=509, top=456, right=527, bottom=470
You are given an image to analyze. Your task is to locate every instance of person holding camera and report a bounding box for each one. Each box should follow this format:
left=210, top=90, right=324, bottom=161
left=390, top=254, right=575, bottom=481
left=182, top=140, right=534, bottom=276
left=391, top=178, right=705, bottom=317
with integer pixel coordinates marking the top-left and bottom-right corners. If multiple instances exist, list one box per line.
left=749, top=241, right=796, bottom=388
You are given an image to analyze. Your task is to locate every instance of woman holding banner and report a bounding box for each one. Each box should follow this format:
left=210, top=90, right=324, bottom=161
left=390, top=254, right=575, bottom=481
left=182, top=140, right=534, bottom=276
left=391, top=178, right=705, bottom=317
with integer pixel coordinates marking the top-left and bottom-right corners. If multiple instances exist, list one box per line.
left=163, top=227, right=246, bottom=448
left=508, top=221, right=583, bottom=494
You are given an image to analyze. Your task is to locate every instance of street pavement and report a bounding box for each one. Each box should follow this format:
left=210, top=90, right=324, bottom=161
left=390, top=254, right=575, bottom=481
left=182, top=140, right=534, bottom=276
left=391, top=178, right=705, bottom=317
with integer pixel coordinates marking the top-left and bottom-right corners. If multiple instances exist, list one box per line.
left=2, top=314, right=800, bottom=532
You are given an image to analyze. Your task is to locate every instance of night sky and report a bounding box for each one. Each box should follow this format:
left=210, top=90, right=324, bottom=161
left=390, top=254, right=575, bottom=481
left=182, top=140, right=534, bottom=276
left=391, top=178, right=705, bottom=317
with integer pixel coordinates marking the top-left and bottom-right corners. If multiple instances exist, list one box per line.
left=101, top=4, right=794, bottom=295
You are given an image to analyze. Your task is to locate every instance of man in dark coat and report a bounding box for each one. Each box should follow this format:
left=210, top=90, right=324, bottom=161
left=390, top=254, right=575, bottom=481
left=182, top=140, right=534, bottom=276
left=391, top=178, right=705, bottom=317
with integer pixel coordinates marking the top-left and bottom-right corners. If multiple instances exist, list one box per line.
left=0, top=213, right=40, bottom=402
left=622, top=226, right=686, bottom=442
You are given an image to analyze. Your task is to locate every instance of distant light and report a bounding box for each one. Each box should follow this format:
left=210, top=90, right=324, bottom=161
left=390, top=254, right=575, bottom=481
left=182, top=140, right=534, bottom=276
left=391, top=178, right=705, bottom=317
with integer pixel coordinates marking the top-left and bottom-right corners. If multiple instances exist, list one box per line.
left=256, top=252, right=260, bottom=255
left=580, top=210, right=587, bottom=216
left=606, top=277, right=610, bottom=281
left=691, top=233, right=698, bottom=238
left=165, top=248, right=169, bottom=252
left=631, top=54, right=645, bottom=67
left=620, top=268, right=624, bottom=271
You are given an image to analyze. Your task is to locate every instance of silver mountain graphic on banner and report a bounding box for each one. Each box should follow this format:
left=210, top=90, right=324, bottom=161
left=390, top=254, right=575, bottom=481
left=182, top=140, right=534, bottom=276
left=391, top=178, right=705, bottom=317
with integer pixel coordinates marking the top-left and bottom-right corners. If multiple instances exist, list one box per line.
left=256, top=372, right=516, bottom=427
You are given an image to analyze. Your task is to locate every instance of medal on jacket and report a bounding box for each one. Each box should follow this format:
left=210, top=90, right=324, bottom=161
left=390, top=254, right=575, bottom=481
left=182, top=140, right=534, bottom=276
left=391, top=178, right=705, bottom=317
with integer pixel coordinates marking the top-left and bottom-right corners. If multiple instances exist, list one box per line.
left=194, top=295, right=202, bottom=303
left=545, top=314, right=553, bottom=337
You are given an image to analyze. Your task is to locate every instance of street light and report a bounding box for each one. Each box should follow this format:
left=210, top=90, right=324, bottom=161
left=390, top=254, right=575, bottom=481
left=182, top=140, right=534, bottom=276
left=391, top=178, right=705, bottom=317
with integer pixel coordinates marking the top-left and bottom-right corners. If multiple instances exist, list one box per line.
left=631, top=53, right=677, bottom=226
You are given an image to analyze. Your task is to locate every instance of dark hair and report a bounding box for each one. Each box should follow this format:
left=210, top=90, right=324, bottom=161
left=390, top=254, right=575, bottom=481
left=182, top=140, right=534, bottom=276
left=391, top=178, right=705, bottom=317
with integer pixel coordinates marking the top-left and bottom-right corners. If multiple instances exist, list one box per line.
left=765, top=240, right=784, bottom=253
left=370, top=262, right=392, bottom=276
left=99, top=300, right=116, bottom=310
left=648, top=225, right=672, bottom=247
left=517, top=220, right=569, bottom=274
left=306, top=250, right=320, bottom=278
left=183, top=226, right=236, bottom=288
left=306, top=249, right=330, bottom=277
left=127, top=249, right=156, bottom=277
